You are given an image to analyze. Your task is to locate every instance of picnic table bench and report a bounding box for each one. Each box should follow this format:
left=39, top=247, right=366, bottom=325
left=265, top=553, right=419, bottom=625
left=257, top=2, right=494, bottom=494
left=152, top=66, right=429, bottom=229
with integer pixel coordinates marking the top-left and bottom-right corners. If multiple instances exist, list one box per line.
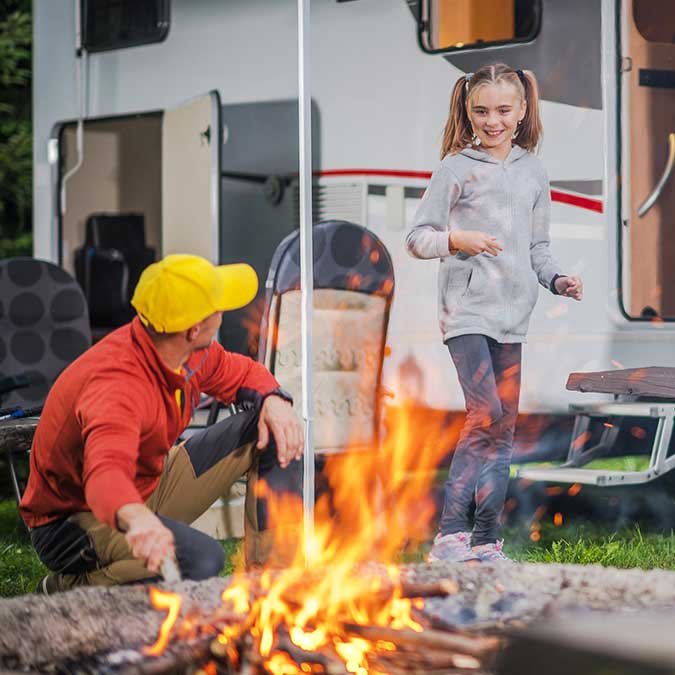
left=516, top=367, right=675, bottom=486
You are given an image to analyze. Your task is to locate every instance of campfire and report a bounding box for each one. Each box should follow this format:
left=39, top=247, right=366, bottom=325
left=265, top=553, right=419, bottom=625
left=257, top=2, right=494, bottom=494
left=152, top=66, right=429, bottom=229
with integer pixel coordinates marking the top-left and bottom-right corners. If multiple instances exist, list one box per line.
left=137, top=403, right=502, bottom=674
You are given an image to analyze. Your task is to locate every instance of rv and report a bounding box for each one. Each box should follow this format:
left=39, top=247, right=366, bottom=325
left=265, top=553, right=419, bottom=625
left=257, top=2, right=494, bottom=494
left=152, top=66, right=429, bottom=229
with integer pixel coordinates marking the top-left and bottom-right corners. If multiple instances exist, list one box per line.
left=32, top=0, right=675, bottom=474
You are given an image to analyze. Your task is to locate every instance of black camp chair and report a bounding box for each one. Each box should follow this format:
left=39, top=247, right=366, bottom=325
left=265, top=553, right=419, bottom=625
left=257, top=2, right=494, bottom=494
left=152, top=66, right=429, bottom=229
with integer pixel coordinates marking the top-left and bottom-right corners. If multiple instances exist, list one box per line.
left=258, top=219, right=395, bottom=455
left=0, top=258, right=91, bottom=505
left=74, top=212, right=155, bottom=331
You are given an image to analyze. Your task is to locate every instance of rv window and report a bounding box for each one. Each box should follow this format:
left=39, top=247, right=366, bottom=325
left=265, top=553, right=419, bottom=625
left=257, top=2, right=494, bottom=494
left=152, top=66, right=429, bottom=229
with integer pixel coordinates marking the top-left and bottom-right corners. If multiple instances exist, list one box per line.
left=633, top=1, right=675, bottom=44
left=81, top=0, right=170, bottom=53
left=421, top=0, right=540, bottom=53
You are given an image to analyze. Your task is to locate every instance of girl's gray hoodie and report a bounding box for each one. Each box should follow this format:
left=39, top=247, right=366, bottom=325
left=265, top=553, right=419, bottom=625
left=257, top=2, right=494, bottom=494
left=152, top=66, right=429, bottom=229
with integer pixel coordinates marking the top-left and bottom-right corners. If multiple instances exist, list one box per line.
left=406, top=145, right=562, bottom=343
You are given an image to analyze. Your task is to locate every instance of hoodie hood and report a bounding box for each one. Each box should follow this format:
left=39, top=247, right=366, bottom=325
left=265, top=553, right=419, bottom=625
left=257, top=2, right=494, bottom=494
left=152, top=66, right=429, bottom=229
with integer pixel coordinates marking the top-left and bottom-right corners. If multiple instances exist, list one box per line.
left=459, top=145, right=528, bottom=164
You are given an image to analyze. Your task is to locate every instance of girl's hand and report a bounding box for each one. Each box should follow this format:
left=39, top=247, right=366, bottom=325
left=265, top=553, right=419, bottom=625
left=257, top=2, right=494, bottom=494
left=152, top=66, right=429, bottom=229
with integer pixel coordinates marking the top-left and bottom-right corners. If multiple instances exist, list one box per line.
left=554, top=275, right=583, bottom=300
left=450, top=230, right=503, bottom=257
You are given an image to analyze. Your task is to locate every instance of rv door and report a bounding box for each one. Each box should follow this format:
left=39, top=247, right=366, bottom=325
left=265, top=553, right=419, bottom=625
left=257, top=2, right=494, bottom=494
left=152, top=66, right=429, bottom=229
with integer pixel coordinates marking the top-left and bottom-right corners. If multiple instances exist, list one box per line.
left=162, top=91, right=221, bottom=261
left=621, top=2, right=675, bottom=319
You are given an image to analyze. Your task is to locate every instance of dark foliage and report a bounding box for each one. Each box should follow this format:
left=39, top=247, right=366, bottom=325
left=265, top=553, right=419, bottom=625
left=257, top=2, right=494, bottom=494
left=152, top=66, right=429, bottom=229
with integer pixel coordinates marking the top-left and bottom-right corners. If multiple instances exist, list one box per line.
left=0, top=0, right=32, bottom=256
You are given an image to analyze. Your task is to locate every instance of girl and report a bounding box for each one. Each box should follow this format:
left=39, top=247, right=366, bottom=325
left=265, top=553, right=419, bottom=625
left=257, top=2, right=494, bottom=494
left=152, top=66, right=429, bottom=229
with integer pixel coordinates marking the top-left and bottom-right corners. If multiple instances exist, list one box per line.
left=406, top=63, right=583, bottom=563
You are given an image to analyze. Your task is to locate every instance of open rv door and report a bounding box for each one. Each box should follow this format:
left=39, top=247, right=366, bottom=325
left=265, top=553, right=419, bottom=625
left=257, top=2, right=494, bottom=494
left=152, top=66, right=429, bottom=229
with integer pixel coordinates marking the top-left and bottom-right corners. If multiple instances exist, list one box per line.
left=620, top=2, right=675, bottom=320
left=162, top=91, right=221, bottom=261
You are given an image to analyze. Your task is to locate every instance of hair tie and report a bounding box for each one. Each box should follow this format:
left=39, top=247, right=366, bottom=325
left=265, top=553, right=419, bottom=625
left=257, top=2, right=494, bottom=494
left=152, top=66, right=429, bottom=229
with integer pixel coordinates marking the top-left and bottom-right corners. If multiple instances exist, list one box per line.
left=515, top=69, right=526, bottom=84
left=464, top=72, right=473, bottom=91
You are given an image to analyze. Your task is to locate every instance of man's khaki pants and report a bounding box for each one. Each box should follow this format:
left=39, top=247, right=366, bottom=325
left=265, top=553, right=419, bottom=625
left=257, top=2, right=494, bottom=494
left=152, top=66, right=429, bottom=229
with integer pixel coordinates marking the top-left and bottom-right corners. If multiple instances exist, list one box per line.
left=30, top=409, right=302, bottom=588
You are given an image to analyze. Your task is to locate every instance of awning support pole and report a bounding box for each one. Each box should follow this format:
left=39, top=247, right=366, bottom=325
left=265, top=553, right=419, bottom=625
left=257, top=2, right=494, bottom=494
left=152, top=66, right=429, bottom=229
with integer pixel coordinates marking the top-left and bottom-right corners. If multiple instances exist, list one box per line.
left=298, top=0, right=315, bottom=567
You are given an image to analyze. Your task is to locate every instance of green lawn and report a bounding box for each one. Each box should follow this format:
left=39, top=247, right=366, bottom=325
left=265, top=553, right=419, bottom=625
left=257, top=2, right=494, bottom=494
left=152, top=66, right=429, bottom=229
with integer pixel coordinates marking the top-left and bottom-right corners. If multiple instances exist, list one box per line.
left=504, top=521, right=675, bottom=568
left=0, top=500, right=48, bottom=596
left=1, top=500, right=674, bottom=599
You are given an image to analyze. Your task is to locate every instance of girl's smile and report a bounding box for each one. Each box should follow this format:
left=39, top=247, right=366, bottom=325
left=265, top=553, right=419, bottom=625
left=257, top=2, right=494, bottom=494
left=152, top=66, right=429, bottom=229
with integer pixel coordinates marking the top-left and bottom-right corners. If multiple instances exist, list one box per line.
left=467, top=82, right=526, bottom=160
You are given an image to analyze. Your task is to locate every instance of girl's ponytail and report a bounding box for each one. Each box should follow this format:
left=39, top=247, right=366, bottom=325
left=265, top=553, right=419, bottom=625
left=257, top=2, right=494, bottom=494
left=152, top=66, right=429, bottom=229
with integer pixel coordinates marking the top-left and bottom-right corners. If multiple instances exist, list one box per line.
left=515, top=69, right=543, bottom=152
left=440, top=75, right=473, bottom=159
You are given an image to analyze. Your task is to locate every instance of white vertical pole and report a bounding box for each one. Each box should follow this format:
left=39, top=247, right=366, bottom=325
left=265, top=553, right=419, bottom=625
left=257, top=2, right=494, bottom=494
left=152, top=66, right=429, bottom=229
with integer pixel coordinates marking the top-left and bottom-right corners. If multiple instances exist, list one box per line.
left=298, top=0, right=315, bottom=566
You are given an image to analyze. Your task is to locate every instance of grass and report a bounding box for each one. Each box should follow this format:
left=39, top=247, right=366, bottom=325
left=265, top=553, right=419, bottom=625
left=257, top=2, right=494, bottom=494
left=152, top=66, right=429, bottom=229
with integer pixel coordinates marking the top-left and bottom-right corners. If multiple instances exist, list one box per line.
left=0, top=500, right=48, bottom=597
left=509, top=455, right=652, bottom=477
left=1, top=500, right=674, bottom=599
left=503, top=521, right=675, bottom=569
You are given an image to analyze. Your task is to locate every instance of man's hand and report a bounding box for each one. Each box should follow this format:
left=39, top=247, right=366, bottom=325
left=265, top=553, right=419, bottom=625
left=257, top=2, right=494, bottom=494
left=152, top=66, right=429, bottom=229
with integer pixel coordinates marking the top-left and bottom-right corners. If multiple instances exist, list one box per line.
left=117, top=503, right=175, bottom=574
left=450, top=230, right=503, bottom=257
left=554, top=275, right=583, bottom=300
left=257, top=395, right=304, bottom=468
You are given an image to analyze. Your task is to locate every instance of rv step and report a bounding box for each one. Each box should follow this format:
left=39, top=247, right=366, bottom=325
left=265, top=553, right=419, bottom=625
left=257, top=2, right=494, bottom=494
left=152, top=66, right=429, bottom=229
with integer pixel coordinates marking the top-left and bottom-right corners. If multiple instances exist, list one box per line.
left=568, top=402, right=674, bottom=417
left=515, top=465, right=662, bottom=486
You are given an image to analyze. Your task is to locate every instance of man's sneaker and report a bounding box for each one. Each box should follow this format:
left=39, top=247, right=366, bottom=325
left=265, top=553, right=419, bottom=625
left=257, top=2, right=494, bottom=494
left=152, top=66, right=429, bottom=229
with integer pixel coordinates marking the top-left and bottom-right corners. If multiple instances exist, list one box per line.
left=34, top=572, right=79, bottom=594
left=428, top=531, right=479, bottom=563
left=35, top=574, right=61, bottom=595
left=471, top=539, right=512, bottom=563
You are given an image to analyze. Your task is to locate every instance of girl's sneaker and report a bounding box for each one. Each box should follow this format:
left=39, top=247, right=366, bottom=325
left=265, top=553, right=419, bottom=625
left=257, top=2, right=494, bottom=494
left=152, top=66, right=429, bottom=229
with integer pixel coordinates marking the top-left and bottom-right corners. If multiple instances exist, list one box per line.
left=428, top=531, right=479, bottom=563
left=471, top=539, right=512, bottom=563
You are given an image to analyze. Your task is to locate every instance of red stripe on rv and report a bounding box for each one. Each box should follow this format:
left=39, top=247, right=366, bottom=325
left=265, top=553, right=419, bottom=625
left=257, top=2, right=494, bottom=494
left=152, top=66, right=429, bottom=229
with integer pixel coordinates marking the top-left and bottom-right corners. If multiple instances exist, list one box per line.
left=549, top=189, right=603, bottom=213
left=316, top=170, right=604, bottom=213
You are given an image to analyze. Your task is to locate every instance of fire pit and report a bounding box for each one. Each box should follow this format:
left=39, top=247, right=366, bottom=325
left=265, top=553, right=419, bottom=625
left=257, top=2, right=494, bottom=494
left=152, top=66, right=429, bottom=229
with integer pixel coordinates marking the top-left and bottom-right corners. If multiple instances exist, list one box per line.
left=130, top=564, right=501, bottom=675
left=3, top=406, right=675, bottom=673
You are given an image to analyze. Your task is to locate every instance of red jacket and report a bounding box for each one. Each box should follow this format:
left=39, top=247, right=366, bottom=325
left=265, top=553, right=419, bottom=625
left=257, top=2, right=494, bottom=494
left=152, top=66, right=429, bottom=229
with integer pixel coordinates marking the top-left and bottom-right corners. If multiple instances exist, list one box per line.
left=20, top=318, right=280, bottom=530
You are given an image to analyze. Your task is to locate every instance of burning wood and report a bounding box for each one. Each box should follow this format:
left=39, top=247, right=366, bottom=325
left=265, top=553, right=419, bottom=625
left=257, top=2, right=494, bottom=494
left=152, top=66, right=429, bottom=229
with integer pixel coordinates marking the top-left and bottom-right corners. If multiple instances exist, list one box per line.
left=136, top=566, right=498, bottom=675
left=341, top=624, right=499, bottom=658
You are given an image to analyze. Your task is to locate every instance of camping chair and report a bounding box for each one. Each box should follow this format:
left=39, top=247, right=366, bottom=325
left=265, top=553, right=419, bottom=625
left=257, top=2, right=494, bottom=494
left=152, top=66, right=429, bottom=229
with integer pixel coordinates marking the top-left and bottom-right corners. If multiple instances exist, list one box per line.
left=0, top=258, right=91, bottom=505
left=258, top=219, right=395, bottom=455
left=193, top=220, right=394, bottom=537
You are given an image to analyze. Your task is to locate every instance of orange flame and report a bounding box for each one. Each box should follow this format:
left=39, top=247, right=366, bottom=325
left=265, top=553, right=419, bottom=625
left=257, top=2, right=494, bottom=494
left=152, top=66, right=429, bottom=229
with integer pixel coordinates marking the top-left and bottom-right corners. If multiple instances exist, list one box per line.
left=213, top=400, right=454, bottom=671
left=146, top=396, right=460, bottom=670
left=144, top=587, right=182, bottom=656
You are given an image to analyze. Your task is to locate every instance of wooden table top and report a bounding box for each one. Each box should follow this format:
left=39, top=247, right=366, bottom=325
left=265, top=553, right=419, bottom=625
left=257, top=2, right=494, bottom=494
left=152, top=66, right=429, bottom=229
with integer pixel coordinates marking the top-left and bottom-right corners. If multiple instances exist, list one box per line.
left=567, top=367, right=675, bottom=399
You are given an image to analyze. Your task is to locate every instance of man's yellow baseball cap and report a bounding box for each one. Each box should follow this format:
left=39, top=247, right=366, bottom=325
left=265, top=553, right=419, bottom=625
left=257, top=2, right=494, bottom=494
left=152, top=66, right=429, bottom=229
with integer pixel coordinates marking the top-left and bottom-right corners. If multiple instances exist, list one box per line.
left=131, top=254, right=258, bottom=333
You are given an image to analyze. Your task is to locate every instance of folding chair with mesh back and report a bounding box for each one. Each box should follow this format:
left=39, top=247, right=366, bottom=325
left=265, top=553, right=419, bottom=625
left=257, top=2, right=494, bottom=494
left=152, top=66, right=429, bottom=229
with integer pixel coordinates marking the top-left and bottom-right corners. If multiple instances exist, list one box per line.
left=196, top=220, right=394, bottom=536
left=258, top=219, right=395, bottom=456
left=0, top=258, right=91, bottom=506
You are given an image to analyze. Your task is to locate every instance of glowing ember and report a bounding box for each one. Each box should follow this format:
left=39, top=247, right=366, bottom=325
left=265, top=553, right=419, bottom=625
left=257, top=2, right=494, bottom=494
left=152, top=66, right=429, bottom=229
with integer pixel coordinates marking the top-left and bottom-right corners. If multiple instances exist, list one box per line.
left=568, top=483, right=582, bottom=497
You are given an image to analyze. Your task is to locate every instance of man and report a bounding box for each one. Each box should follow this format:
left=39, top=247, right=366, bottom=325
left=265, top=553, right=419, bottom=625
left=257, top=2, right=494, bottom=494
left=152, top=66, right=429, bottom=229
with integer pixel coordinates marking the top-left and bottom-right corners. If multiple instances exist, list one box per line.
left=20, top=254, right=303, bottom=592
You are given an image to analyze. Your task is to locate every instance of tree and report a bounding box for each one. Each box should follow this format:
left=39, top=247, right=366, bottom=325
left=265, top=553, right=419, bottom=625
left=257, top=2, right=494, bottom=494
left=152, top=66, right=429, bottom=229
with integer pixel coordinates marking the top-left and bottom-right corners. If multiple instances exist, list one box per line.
left=0, top=0, right=31, bottom=257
